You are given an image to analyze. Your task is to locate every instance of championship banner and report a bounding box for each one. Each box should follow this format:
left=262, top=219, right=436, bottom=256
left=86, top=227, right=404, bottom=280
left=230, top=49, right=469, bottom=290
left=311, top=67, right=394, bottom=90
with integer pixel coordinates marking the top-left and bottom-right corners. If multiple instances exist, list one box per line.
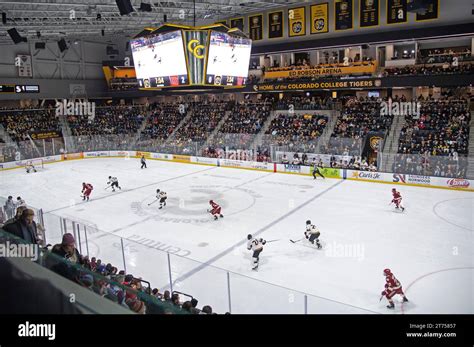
left=335, top=0, right=353, bottom=31
left=264, top=63, right=376, bottom=79
left=310, top=3, right=329, bottom=34
left=268, top=11, right=284, bottom=39
left=30, top=131, right=62, bottom=140
left=288, top=7, right=306, bottom=37
left=230, top=17, right=244, bottom=31
left=360, top=0, right=379, bottom=27
left=255, top=78, right=382, bottom=91
left=415, top=0, right=438, bottom=21
left=249, top=14, right=263, bottom=41
left=387, top=0, right=407, bottom=24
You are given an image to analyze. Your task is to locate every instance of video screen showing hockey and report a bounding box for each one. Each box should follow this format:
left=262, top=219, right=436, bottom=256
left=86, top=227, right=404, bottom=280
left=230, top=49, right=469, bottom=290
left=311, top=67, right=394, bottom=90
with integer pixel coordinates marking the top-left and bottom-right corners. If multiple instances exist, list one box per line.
left=205, top=31, right=252, bottom=86
left=131, top=30, right=188, bottom=88
left=1, top=0, right=474, bottom=344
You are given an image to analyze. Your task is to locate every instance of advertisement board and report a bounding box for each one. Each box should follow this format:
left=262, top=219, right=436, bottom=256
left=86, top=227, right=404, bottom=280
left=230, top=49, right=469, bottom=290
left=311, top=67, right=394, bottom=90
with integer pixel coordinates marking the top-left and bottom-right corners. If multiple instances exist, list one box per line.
left=284, top=164, right=301, bottom=173
left=393, top=173, right=431, bottom=185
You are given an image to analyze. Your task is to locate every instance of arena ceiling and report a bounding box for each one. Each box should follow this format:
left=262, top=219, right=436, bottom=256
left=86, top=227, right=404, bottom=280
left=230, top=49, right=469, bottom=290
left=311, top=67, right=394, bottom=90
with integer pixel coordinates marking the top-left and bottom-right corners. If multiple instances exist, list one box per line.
left=0, top=0, right=300, bottom=43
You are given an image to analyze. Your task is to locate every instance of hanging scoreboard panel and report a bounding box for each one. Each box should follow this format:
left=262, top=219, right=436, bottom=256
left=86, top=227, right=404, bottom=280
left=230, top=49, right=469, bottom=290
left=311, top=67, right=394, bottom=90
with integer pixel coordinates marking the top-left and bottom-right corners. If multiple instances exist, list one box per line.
left=131, top=25, right=252, bottom=89
left=205, top=31, right=252, bottom=86
left=131, top=30, right=189, bottom=88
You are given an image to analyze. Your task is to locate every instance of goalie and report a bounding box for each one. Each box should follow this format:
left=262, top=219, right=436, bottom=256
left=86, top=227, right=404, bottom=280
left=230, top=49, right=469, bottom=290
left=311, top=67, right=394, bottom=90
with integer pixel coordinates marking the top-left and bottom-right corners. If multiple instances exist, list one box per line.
left=25, top=161, right=37, bottom=173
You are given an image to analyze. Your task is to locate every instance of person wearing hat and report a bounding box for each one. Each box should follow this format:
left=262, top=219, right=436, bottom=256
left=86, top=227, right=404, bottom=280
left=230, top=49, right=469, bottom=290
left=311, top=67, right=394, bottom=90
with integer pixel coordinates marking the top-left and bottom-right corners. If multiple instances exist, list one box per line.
left=51, top=233, right=83, bottom=264
left=2, top=208, right=38, bottom=245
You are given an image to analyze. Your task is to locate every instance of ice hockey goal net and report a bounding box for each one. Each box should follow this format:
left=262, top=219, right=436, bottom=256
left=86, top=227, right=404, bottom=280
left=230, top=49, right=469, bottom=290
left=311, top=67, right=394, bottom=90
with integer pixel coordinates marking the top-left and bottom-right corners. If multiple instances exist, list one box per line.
left=24, top=159, right=44, bottom=171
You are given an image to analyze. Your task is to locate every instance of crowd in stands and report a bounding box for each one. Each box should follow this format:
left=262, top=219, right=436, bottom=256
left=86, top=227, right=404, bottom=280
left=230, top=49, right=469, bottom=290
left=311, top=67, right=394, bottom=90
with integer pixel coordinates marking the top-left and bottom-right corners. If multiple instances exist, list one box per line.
left=264, top=113, right=328, bottom=153
left=0, top=198, right=216, bottom=315
left=418, top=48, right=472, bottom=64
left=68, top=106, right=145, bottom=136
left=275, top=96, right=332, bottom=111
left=321, top=97, right=393, bottom=155
left=395, top=97, right=470, bottom=178
left=383, top=62, right=473, bottom=76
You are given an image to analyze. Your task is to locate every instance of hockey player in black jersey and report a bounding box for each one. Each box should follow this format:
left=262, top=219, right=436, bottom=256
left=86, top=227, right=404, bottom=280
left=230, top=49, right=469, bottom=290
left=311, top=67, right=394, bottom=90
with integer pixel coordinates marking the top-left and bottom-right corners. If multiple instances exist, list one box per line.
left=140, top=155, right=147, bottom=169
left=312, top=160, right=325, bottom=180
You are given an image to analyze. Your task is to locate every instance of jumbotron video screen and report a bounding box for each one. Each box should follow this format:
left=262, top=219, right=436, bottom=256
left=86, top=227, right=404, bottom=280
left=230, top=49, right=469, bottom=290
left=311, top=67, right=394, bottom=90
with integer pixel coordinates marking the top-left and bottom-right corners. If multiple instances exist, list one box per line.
left=131, top=30, right=189, bottom=88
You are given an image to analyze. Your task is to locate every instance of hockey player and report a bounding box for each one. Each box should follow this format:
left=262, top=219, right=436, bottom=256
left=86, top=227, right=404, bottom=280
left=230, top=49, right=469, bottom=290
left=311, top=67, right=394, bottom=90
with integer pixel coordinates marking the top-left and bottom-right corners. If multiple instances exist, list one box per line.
left=82, top=182, right=93, bottom=201
left=381, top=268, right=409, bottom=309
left=247, top=234, right=266, bottom=270
left=140, top=155, right=147, bottom=169
left=156, top=189, right=167, bottom=209
left=312, top=160, right=325, bottom=180
left=25, top=161, right=37, bottom=173
left=305, top=220, right=322, bottom=249
left=391, top=188, right=405, bottom=211
left=208, top=200, right=223, bottom=220
left=107, top=176, right=121, bottom=192
left=16, top=196, right=26, bottom=208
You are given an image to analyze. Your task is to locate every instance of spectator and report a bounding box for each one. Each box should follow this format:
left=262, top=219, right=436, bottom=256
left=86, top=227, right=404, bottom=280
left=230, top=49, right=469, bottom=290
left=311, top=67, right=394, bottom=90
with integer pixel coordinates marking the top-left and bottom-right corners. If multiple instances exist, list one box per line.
left=201, top=305, right=213, bottom=314
left=2, top=208, right=38, bottom=245
left=51, top=233, right=83, bottom=264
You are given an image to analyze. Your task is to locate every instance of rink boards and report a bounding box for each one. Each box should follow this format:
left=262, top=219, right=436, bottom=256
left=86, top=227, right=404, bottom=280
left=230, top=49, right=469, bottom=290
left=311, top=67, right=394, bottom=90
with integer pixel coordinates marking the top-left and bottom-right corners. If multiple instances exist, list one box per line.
left=1, top=150, right=473, bottom=192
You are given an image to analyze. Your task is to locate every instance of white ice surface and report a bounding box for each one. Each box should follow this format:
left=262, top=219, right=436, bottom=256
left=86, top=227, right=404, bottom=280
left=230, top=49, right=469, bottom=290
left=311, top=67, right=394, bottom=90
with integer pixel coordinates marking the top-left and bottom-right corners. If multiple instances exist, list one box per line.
left=1, top=158, right=472, bottom=314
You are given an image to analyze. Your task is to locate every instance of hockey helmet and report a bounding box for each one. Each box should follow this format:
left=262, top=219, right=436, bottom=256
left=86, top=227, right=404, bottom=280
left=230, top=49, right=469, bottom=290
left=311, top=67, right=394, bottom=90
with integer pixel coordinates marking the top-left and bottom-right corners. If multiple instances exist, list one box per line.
left=247, top=234, right=252, bottom=240
left=156, top=189, right=160, bottom=193
left=306, top=220, right=311, bottom=225
left=392, top=188, right=396, bottom=192
left=108, top=176, right=112, bottom=179
left=383, top=268, right=392, bottom=276
left=209, top=200, right=214, bottom=204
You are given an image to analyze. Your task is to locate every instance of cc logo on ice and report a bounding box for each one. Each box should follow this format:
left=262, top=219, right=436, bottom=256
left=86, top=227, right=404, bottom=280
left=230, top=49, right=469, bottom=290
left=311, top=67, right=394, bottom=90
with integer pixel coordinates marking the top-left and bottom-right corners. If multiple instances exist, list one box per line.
left=187, top=39, right=205, bottom=59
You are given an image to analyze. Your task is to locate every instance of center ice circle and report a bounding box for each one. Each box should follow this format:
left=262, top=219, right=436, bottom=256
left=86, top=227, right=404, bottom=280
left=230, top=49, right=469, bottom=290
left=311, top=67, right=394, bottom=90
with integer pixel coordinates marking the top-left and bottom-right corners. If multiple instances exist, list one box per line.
left=133, top=184, right=259, bottom=223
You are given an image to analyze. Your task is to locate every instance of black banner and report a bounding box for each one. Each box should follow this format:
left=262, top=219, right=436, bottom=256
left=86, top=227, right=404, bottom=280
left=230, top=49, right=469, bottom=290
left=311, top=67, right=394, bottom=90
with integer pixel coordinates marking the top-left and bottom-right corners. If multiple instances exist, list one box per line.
left=416, top=0, right=439, bottom=21
left=230, top=17, right=244, bottom=31
left=249, top=14, right=263, bottom=41
left=360, top=0, right=379, bottom=27
left=30, top=131, right=62, bottom=140
left=387, top=0, right=407, bottom=24
left=268, top=11, right=283, bottom=39
left=335, top=0, right=353, bottom=31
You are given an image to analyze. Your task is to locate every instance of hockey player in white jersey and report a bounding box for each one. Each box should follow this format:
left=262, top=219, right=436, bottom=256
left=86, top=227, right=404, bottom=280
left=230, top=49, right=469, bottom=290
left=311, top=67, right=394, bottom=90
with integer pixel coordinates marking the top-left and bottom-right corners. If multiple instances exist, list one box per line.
left=247, top=234, right=266, bottom=270
left=156, top=189, right=167, bottom=209
left=107, top=176, right=121, bottom=192
left=305, top=220, right=322, bottom=249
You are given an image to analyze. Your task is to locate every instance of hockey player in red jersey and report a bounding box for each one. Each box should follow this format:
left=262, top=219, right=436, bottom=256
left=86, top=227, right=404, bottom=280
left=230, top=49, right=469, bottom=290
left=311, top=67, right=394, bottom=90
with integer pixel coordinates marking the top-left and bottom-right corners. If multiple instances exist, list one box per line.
left=82, top=182, right=93, bottom=201
left=390, top=188, right=405, bottom=211
left=381, top=268, right=409, bottom=309
left=208, top=200, right=224, bottom=220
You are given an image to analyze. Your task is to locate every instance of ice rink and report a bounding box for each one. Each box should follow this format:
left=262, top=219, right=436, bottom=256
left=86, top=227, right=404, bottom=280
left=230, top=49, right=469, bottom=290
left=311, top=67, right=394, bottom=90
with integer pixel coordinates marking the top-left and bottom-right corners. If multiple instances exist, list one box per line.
left=1, top=157, right=473, bottom=314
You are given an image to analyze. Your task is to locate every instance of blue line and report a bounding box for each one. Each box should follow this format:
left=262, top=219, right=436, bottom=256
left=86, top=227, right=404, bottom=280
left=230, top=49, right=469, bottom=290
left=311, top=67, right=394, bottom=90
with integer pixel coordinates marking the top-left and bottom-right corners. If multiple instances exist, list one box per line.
left=171, top=179, right=345, bottom=285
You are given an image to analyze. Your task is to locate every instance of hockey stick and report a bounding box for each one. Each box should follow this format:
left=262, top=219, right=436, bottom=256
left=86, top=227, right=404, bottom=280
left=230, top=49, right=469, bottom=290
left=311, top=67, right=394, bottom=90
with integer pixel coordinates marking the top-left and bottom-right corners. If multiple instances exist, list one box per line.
left=104, top=185, right=111, bottom=190
left=265, top=239, right=280, bottom=243
left=148, top=199, right=158, bottom=206
left=290, top=238, right=303, bottom=243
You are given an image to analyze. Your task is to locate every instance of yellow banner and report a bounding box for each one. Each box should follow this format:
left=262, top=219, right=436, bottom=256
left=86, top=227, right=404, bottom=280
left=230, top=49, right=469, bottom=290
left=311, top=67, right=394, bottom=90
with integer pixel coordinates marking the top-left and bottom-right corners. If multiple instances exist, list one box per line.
left=310, top=3, right=329, bottom=34
left=136, top=151, right=151, bottom=159
left=173, top=154, right=191, bottom=162
left=288, top=7, right=306, bottom=37
left=264, top=63, right=376, bottom=79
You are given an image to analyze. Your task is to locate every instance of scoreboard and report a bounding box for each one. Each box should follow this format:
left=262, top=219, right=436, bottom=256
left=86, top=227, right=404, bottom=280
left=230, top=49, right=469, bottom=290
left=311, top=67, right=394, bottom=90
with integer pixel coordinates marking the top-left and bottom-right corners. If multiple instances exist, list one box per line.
left=0, top=84, right=40, bottom=93
left=130, top=24, right=252, bottom=89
